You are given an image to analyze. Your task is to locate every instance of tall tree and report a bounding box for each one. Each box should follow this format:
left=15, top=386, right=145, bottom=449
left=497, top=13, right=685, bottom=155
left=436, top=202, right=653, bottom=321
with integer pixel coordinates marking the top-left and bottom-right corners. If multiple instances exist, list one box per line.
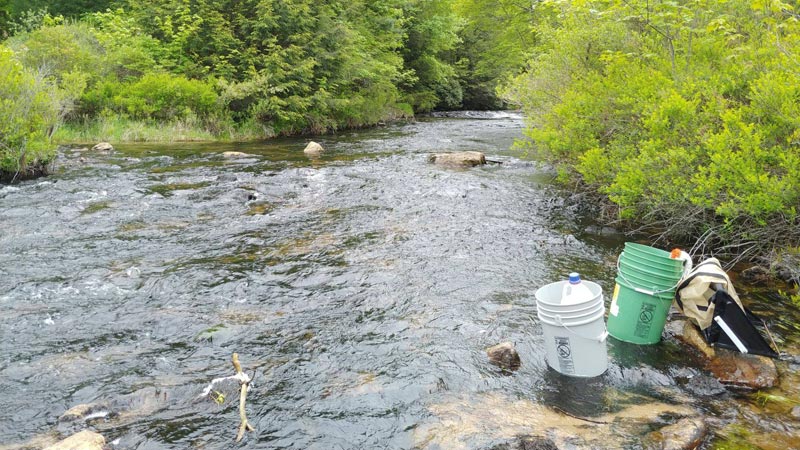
left=10, top=0, right=114, bottom=18
left=0, top=0, right=11, bottom=38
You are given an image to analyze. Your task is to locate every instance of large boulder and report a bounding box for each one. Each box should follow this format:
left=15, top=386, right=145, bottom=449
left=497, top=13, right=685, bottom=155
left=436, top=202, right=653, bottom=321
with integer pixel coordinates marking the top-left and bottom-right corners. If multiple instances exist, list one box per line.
left=487, top=342, right=521, bottom=372
left=91, top=142, right=113, bottom=153
left=43, top=430, right=105, bottom=450
left=667, top=320, right=778, bottom=389
left=428, top=151, right=486, bottom=167
left=222, top=151, right=251, bottom=159
left=303, top=141, right=325, bottom=156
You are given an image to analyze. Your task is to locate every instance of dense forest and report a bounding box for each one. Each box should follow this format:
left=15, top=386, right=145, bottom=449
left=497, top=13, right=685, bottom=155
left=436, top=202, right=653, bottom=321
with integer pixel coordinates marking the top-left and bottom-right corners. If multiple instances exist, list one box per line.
left=2, top=0, right=800, bottom=273
left=0, top=0, right=528, bottom=174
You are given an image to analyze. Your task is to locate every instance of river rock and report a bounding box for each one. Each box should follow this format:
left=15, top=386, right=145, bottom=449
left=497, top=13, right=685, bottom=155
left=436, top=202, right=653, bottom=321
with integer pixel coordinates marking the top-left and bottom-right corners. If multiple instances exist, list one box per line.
left=59, top=403, right=111, bottom=422
left=739, top=265, right=771, bottom=284
left=670, top=320, right=778, bottom=389
left=303, top=141, right=325, bottom=156
left=683, top=374, right=727, bottom=397
left=791, top=406, right=800, bottom=419
left=487, top=342, right=521, bottom=372
left=643, top=417, right=707, bottom=450
left=488, top=436, right=559, bottom=450
left=428, top=151, right=486, bottom=167
left=91, top=142, right=113, bottom=152
left=222, top=151, right=251, bottom=158
left=43, top=430, right=105, bottom=450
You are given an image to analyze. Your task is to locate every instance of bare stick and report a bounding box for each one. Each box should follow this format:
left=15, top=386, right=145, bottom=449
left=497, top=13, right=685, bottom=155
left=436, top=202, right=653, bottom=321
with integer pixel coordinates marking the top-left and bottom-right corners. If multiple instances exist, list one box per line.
left=233, top=353, right=254, bottom=442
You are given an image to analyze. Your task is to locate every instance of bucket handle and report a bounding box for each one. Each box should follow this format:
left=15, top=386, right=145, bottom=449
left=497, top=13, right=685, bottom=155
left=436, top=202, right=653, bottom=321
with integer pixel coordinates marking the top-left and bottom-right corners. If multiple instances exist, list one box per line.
left=553, top=314, right=608, bottom=343
left=616, top=253, right=684, bottom=296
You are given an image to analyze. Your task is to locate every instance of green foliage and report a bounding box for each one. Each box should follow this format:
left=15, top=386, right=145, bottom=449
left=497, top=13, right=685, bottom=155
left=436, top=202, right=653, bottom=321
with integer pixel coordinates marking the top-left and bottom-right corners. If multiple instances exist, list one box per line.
left=508, top=0, right=800, bottom=256
left=1, top=0, right=528, bottom=146
left=452, top=0, right=534, bottom=109
left=7, top=20, right=102, bottom=81
left=10, top=0, right=114, bottom=19
left=0, top=45, right=59, bottom=179
left=87, top=73, right=218, bottom=121
left=0, top=0, right=10, bottom=39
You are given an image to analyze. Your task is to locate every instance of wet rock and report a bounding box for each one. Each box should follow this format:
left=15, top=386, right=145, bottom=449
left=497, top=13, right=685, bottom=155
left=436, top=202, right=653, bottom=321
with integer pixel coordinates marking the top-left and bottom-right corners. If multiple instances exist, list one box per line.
left=416, top=392, right=700, bottom=449
left=671, top=320, right=778, bottom=389
left=43, top=430, right=105, bottom=450
left=91, top=142, right=113, bottom=152
left=488, top=435, right=559, bottom=450
left=487, top=342, right=521, bottom=372
left=643, top=417, right=707, bottom=450
left=222, top=151, right=251, bottom=158
left=303, top=141, right=325, bottom=156
left=59, top=403, right=111, bottom=422
left=740, top=265, right=771, bottom=284
left=683, top=374, right=727, bottom=397
left=791, top=406, right=800, bottom=419
left=217, top=173, right=238, bottom=182
left=428, top=151, right=486, bottom=167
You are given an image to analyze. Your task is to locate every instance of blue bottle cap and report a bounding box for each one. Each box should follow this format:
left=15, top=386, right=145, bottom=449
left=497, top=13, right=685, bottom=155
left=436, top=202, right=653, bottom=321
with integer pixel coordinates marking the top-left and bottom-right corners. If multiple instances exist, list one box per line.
left=569, top=272, right=581, bottom=284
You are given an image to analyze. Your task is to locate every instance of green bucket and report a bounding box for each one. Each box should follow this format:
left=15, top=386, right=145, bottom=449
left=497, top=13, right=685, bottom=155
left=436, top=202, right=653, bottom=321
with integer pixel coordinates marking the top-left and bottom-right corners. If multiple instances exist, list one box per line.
left=607, top=276, right=676, bottom=344
left=620, top=252, right=685, bottom=277
left=623, top=243, right=684, bottom=272
left=619, top=258, right=683, bottom=285
left=609, top=243, right=685, bottom=344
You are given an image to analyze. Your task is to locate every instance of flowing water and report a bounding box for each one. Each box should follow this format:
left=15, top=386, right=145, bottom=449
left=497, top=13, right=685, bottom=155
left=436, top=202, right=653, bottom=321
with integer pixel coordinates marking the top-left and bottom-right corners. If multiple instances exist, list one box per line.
left=1, top=113, right=799, bottom=449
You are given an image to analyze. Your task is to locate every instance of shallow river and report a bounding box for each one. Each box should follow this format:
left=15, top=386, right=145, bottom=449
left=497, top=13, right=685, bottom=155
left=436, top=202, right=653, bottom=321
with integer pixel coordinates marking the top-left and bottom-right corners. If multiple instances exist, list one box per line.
left=1, top=113, right=799, bottom=449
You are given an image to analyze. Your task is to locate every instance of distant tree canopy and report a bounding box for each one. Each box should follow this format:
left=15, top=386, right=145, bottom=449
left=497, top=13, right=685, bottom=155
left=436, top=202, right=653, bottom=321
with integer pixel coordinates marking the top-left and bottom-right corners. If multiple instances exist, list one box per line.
left=10, top=0, right=113, bottom=17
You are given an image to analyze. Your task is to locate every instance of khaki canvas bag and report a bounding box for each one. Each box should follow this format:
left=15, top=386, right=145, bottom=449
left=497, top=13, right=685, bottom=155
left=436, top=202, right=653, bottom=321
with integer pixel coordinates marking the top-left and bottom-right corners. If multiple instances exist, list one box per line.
left=674, top=258, right=744, bottom=330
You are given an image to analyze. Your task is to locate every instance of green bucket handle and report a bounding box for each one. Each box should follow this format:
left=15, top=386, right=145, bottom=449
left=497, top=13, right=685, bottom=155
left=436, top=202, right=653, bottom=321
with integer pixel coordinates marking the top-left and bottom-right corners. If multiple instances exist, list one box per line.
left=616, top=253, right=687, bottom=296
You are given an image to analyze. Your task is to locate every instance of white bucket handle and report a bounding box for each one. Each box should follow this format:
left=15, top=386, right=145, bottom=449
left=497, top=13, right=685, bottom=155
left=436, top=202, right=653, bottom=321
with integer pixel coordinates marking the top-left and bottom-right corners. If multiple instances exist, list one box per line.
left=616, top=253, right=686, bottom=296
left=553, top=314, right=608, bottom=343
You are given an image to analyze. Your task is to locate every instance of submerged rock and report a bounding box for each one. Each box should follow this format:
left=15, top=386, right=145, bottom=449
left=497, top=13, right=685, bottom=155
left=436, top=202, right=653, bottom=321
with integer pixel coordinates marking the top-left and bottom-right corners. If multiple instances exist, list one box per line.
left=669, top=320, right=778, bottom=389
left=739, top=265, right=771, bottom=284
left=43, top=430, right=105, bottom=450
left=683, top=374, right=727, bottom=397
left=487, top=342, right=521, bottom=372
left=59, top=403, right=111, bottom=422
left=644, top=417, right=707, bottom=450
left=428, top=151, right=486, bottom=167
left=91, top=142, right=113, bottom=152
left=303, top=141, right=325, bottom=156
left=488, top=436, right=559, bottom=450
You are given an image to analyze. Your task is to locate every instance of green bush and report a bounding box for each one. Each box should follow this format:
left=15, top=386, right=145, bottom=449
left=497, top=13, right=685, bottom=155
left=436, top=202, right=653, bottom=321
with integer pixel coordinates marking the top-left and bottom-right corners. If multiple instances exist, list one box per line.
left=0, top=45, right=59, bottom=180
left=84, top=73, right=218, bottom=122
left=508, top=0, right=800, bottom=258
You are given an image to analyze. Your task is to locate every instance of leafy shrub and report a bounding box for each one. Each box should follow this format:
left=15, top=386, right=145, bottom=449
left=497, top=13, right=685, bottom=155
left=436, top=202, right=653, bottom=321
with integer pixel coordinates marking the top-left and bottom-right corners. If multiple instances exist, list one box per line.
left=0, top=45, right=59, bottom=180
left=508, top=0, right=800, bottom=259
left=84, top=73, right=218, bottom=122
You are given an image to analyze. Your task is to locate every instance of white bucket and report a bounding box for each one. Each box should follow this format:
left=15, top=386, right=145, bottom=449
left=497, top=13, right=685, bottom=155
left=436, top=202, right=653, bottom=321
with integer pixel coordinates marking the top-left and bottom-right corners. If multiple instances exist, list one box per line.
left=535, top=281, right=608, bottom=377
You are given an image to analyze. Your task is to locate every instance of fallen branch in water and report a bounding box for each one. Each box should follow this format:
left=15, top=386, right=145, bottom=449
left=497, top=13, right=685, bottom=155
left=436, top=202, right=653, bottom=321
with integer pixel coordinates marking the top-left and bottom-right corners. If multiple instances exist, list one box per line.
left=197, top=353, right=254, bottom=442
left=232, top=353, right=254, bottom=442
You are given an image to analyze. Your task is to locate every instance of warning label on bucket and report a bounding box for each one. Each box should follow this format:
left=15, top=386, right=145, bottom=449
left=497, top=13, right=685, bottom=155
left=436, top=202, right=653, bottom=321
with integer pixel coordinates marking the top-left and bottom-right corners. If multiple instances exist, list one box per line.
left=554, top=336, right=575, bottom=374
left=634, top=302, right=656, bottom=338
